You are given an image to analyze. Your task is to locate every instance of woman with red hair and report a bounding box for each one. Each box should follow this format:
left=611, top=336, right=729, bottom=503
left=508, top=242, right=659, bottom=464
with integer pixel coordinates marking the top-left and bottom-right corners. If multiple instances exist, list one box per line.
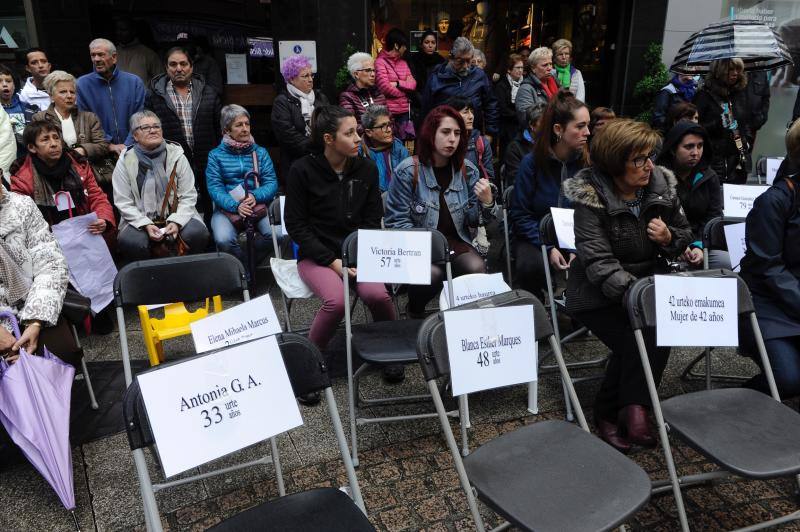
left=384, top=105, right=497, bottom=317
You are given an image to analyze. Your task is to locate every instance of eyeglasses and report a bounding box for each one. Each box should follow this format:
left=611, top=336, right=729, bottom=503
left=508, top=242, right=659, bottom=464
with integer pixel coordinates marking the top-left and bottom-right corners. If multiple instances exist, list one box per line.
left=136, top=124, right=162, bottom=133
left=630, top=152, right=658, bottom=168
left=357, top=68, right=376, bottom=74
left=368, top=122, right=393, bottom=132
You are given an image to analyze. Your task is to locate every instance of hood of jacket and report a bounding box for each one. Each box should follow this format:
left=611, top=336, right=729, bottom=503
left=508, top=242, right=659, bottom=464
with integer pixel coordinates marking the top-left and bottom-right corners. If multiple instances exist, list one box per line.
left=656, top=121, right=714, bottom=171
left=563, top=165, right=678, bottom=212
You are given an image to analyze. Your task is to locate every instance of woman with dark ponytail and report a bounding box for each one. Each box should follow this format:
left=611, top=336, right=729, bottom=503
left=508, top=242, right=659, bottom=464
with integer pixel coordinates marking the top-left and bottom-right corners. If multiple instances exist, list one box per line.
left=508, top=89, right=590, bottom=299
left=284, top=105, right=397, bottom=400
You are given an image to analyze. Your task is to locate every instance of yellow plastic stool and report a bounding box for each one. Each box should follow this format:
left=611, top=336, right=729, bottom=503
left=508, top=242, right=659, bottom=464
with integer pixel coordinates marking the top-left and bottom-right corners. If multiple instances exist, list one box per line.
left=138, top=296, right=223, bottom=366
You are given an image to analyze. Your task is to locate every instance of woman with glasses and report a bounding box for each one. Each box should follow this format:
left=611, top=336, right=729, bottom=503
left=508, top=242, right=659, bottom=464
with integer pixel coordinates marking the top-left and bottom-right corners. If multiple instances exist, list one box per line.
left=375, top=28, right=416, bottom=141
left=562, top=118, right=692, bottom=453
left=113, top=110, right=208, bottom=261
left=359, top=105, right=409, bottom=192
left=338, top=52, right=387, bottom=128
left=271, top=55, right=329, bottom=185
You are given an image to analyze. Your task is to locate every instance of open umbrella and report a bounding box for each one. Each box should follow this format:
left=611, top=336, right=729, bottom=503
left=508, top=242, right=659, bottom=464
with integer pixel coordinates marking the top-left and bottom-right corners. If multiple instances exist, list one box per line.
left=670, top=19, right=793, bottom=74
left=0, top=312, right=78, bottom=530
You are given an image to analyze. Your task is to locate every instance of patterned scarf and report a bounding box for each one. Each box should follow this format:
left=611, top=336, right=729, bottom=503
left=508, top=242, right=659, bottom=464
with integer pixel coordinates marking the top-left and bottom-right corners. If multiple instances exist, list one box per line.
left=222, top=134, right=254, bottom=152
left=134, top=142, right=168, bottom=221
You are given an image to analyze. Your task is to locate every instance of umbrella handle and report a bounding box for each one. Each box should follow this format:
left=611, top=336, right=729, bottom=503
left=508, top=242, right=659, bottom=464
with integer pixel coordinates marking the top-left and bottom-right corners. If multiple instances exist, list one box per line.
left=0, top=311, right=22, bottom=339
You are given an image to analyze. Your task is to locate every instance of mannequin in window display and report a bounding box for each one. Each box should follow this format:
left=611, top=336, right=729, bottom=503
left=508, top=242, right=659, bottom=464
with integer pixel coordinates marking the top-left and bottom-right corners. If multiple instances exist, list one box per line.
left=436, top=12, right=454, bottom=56
left=462, top=1, right=504, bottom=75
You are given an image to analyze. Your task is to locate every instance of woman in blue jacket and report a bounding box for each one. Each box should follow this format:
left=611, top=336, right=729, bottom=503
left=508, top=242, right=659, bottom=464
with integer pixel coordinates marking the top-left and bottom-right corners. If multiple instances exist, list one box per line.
left=385, top=105, right=497, bottom=317
left=207, top=104, right=278, bottom=266
left=509, top=90, right=589, bottom=299
left=358, top=104, right=409, bottom=192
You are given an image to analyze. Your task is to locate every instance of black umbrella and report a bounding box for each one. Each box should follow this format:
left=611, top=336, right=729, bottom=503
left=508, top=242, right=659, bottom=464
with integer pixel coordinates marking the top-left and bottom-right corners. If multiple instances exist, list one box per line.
left=670, top=19, right=793, bottom=74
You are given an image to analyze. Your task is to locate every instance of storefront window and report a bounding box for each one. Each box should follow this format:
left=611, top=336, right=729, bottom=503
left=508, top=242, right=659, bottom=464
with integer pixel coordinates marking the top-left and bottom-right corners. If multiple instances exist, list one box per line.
left=0, top=0, right=33, bottom=54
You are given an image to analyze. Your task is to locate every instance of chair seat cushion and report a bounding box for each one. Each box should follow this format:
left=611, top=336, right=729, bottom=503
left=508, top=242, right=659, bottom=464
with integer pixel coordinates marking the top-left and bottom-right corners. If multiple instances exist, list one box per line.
left=662, top=387, right=800, bottom=478
left=351, top=319, right=423, bottom=364
left=464, top=420, right=650, bottom=532
left=208, top=487, right=375, bottom=532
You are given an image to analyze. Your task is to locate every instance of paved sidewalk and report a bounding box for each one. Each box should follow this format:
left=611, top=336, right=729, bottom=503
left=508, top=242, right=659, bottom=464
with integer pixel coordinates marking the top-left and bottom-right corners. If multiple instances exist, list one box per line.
left=2, top=284, right=800, bottom=531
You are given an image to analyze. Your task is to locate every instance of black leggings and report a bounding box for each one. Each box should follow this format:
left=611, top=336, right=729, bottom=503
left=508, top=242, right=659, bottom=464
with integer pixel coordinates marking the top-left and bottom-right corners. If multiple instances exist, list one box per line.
left=407, top=248, right=486, bottom=314
left=513, top=240, right=548, bottom=299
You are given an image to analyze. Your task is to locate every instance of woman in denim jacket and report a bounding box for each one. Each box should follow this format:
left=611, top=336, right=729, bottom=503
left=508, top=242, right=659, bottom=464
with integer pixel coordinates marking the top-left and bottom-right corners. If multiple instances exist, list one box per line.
left=385, top=105, right=498, bottom=317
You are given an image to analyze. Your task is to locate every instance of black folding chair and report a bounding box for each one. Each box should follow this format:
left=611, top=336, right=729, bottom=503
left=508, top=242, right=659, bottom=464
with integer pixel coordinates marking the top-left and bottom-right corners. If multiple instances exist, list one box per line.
left=418, top=290, right=651, bottom=531
left=627, top=270, right=800, bottom=531
left=124, top=333, right=373, bottom=532
left=267, top=197, right=302, bottom=332
left=501, top=185, right=514, bottom=285
left=342, top=229, right=464, bottom=466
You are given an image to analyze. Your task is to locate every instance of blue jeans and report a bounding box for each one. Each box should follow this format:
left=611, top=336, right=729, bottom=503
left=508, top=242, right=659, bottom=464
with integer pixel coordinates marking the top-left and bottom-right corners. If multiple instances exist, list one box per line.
left=211, top=211, right=273, bottom=267
left=747, top=336, right=800, bottom=398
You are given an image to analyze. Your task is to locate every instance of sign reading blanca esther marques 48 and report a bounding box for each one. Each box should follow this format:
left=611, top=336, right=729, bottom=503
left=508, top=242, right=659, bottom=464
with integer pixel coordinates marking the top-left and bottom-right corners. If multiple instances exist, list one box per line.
left=137, top=335, right=303, bottom=478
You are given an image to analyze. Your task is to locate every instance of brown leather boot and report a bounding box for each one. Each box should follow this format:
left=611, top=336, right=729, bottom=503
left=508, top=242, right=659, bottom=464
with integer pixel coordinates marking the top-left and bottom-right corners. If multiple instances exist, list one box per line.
left=594, top=414, right=631, bottom=454
left=618, top=405, right=657, bottom=447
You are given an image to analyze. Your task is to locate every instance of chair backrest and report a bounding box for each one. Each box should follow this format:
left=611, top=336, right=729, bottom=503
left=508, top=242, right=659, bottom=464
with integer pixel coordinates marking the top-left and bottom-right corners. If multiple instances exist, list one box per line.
left=114, top=253, right=248, bottom=307
left=438, top=273, right=511, bottom=310
left=538, top=213, right=556, bottom=247
left=625, top=270, right=756, bottom=331
left=702, top=217, right=728, bottom=252
left=268, top=196, right=282, bottom=226
left=124, top=332, right=330, bottom=451
left=502, top=184, right=514, bottom=207
left=341, top=228, right=450, bottom=268
left=417, top=290, right=551, bottom=382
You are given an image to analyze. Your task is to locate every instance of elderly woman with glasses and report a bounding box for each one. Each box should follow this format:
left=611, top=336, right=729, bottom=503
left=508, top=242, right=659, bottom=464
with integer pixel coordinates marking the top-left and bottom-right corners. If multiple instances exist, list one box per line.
left=113, top=110, right=208, bottom=261
left=338, top=52, right=387, bottom=128
left=359, top=104, right=409, bottom=192
left=206, top=104, right=278, bottom=268
left=562, top=118, right=692, bottom=453
left=271, top=55, right=329, bottom=184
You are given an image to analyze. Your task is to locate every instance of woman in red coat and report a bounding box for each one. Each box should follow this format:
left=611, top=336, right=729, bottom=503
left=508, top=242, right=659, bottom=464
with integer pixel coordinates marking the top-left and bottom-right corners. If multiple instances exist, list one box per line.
left=11, top=120, right=116, bottom=249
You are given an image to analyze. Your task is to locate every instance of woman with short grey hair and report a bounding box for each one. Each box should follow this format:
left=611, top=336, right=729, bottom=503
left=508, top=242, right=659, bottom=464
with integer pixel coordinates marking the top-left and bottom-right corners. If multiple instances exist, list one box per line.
left=514, top=47, right=558, bottom=127
left=206, top=104, right=278, bottom=275
left=113, top=109, right=208, bottom=260
left=339, top=52, right=386, bottom=127
left=32, top=70, right=113, bottom=185
left=359, top=104, right=409, bottom=192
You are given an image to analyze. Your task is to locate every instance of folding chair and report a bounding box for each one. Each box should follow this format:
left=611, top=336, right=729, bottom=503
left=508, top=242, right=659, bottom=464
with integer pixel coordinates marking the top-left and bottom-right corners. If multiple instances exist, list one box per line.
left=124, top=333, right=373, bottom=532
left=539, top=213, right=607, bottom=419
left=342, top=228, right=465, bottom=466
left=268, top=197, right=300, bottom=332
left=501, top=185, right=514, bottom=285
left=418, top=289, right=651, bottom=532
left=626, top=270, right=800, bottom=531
left=113, top=252, right=250, bottom=386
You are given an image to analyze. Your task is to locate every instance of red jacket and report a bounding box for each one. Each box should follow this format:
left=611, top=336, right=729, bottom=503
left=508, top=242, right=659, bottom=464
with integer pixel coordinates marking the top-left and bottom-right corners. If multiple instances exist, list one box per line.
left=11, top=153, right=116, bottom=228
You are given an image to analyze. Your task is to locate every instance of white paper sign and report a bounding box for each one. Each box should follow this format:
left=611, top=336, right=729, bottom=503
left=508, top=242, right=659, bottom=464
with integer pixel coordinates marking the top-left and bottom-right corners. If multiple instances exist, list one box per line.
left=356, top=229, right=431, bottom=284
left=550, top=207, right=575, bottom=250
left=723, top=222, right=747, bottom=272
left=278, top=41, right=318, bottom=73
left=190, top=295, right=282, bottom=354
left=229, top=184, right=246, bottom=202
left=444, top=305, right=537, bottom=396
left=225, top=53, right=248, bottom=84
left=766, top=157, right=785, bottom=185
left=138, top=335, right=303, bottom=477
left=722, top=184, right=769, bottom=218
left=54, top=192, right=74, bottom=212
left=655, top=275, right=738, bottom=347
left=440, top=273, right=510, bottom=309
left=279, top=195, right=287, bottom=237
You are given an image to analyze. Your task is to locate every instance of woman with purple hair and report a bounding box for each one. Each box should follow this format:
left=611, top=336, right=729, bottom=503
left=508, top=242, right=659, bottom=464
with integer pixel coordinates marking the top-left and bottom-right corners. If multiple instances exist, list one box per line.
left=270, top=55, right=329, bottom=185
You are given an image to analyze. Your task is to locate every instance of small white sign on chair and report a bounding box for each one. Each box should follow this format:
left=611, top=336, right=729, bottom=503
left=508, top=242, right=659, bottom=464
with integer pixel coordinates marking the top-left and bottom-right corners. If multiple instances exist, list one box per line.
left=550, top=207, right=576, bottom=250
left=356, top=229, right=432, bottom=284
left=766, top=157, right=784, bottom=185
left=723, top=222, right=747, bottom=272
left=190, top=294, right=282, bottom=354
left=722, top=184, right=769, bottom=218
left=444, top=305, right=537, bottom=396
left=138, top=335, right=302, bottom=478
left=654, top=275, right=738, bottom=347
left=440, top=273, right=510, bottom=309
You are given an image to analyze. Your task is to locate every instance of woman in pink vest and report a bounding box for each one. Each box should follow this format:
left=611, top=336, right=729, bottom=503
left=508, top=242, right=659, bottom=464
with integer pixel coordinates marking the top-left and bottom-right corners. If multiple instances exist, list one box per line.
left=375, top=28, right=417, bottom=142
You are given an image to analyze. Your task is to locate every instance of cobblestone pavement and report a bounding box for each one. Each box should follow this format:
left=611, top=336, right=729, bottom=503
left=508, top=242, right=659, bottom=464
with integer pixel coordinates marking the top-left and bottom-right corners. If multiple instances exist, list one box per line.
left=2, top=283, right=800, bottom=531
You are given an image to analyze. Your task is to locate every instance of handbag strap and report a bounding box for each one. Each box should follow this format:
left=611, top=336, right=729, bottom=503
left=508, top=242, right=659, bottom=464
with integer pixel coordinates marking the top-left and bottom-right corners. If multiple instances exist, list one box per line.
left=159, top=161, right=180, bottom=220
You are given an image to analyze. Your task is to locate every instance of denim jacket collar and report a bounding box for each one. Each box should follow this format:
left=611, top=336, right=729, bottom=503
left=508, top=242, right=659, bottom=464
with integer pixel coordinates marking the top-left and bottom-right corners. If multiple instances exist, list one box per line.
left=421, top=163, right=464, bottom=192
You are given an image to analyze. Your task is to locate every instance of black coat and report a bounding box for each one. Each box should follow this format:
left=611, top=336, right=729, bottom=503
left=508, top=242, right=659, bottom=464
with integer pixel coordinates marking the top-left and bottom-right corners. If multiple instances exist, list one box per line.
left=563, top=166, right=693, bottom=313
left=284, top=153, right=383, bottom=266
left=745, top=70, right=771, bottom=133
left=494, top=75, right=519, bottom=150
left=652, top=84, right=688, bottom=133
left=656, top=121, right=722, bottom=243
left=270, top=89, right=329, bottom=184
left=409, top=51, right=445, bottom=95
left=694, top=85, right=753, bottom=181
left=740, top=171, right=800, bottom=340
left=145, top=74, right=221, bottom=182
left=502, top=129, right=533, bottom=187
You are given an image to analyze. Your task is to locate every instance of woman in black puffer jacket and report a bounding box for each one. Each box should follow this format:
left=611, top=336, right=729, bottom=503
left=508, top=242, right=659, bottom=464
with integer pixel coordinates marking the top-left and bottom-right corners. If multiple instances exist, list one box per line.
left=563, top=119, right=692, bottom=454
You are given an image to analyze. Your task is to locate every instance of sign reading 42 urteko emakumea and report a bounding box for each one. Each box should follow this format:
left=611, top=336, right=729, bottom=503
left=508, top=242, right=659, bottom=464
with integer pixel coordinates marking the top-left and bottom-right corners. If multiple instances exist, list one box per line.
left=138, top=336, right=302, bottom=478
